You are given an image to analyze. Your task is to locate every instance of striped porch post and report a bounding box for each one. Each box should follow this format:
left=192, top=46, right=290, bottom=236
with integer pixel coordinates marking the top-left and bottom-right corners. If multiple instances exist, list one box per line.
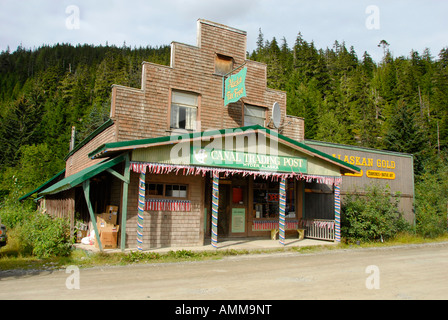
left=211, top=171, right=219, bottom=248
left=279, top=177, right=286, bottom=245
left=334, top=184, right=341, bottom=243
left=136, top=171, right=146, bottom=251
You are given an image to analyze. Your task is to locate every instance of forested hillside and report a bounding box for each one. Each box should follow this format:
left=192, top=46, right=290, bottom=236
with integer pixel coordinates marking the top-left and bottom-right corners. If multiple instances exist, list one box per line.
left=1, top=32, right=448, bottom=201
left=0, top=43, right=170, bottom=197
left=250, top=31, right=448, bottom=173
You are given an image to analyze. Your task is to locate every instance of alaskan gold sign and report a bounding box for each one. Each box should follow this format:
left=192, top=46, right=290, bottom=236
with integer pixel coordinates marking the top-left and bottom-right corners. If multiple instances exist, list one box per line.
left=333, top=153, right=397, bottom=180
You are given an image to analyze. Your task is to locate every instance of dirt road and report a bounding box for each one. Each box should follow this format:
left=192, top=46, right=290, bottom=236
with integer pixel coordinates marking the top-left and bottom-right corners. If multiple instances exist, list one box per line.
left=1, top=242, right=447, bottom=300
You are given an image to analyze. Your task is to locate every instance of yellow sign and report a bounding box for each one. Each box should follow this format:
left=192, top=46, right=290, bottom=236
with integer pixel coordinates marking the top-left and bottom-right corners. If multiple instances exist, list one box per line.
left=334, top=153, right=397, bottom=180
left=366, top=170, right=396, bottom=180
left=345, top=169, right=363, bottom=177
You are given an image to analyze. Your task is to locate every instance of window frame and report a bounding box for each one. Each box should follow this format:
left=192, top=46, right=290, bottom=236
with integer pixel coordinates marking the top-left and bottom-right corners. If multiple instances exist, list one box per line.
left=214, top=53, right=234, bottom=76
left=168, top=89, right=200, bottom=132
left=145, top=183, right=189, bottom=200
left=243, top=104, right=267, bottom=127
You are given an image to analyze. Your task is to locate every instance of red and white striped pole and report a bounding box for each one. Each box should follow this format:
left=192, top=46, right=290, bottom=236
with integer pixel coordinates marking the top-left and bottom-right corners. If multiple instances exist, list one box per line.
left=211, top=171, right=219, bottom=248
left=334, top=184, right=341, bottom=243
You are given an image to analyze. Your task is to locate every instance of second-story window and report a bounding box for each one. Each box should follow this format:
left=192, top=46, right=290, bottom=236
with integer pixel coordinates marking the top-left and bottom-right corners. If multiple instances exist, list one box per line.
left=170, top=90, right=198, bottom=131
left=215, top=54, right=234, bottom=76
left=244, top=104, right=266, bottom=127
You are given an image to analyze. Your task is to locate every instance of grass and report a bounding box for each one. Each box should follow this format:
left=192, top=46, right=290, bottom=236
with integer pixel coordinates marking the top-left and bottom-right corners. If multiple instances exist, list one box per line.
left=1, top=233, right=448, bottom=272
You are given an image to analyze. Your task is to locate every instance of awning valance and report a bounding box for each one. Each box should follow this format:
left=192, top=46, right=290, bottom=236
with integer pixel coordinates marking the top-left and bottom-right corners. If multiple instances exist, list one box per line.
left=130, top=161, right=343, bottom=185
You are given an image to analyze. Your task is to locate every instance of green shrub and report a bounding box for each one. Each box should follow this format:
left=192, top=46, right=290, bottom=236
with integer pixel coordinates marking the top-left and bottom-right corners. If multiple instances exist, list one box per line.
left=341, top=185, right=411, bottom=243
left=1, top=182, right=73, bottom=258
left=19, top=212, right=73, bottom=258
left=415, top=161, right=448, bottom=238
left=0, top=198, right=34, bottom=230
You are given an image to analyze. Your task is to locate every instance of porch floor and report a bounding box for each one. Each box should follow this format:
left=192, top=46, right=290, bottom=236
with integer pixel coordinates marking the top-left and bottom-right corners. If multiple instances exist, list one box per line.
left=74, top=237, right=337, bottom=254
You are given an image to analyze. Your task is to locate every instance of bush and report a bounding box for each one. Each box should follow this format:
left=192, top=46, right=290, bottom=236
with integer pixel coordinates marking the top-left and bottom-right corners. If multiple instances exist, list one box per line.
left=0, top=200, right=34, bottom=231
left=414, top=158, right=448, bottom=238
left=0, top=178, right=35, bottom=230
left=1, top=177, right=73, bottom=258
left=341, top=184, right=411, bottom=243
left=20, top=213, right=73, bottom=258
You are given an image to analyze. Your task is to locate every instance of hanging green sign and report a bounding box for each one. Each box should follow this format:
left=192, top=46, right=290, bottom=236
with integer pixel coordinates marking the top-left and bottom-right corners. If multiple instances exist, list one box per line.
left=224, top=67, right=247, bottom=106
left=191, top=147, right=307, bottom=173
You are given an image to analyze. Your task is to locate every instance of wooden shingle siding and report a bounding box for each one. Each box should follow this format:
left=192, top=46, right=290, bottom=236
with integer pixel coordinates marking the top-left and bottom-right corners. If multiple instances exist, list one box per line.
left=66, top=124, right=117, bottom=177
left=125, top=172, right=204, bottom=249
left=108, top=19, right=302, bottom=143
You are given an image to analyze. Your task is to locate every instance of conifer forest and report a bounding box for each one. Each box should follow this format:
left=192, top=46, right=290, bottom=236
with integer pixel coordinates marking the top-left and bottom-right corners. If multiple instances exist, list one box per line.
left=1, top=32, right=448, bottom=236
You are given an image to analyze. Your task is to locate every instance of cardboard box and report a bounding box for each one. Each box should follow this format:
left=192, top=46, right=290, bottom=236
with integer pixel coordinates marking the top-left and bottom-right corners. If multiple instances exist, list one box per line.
left=99, top=230, right=118, bottom=249
left=97, top=212, right=117, bottom=226
left=95, top=225, right=119, bottom=249
left=106, top=205, right=118, bottom=214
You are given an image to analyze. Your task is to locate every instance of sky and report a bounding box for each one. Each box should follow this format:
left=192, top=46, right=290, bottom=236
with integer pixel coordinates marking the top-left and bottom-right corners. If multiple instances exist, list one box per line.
left=1, top=0, right=447, bottom=63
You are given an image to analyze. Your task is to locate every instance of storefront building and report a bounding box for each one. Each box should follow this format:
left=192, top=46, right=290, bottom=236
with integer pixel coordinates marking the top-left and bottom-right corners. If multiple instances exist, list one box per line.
left=305, top=140, right=415, bottom=223
left=33, top=20, right=365, bottom=251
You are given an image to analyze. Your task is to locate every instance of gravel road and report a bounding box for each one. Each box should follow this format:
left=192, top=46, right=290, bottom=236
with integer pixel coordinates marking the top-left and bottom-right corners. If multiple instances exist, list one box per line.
left=1, top=242, right=447, bottom=300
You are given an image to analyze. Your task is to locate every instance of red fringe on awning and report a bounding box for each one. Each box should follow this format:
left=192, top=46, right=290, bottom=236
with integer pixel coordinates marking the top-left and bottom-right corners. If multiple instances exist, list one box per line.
left=129, top=162, right=342, bottom=185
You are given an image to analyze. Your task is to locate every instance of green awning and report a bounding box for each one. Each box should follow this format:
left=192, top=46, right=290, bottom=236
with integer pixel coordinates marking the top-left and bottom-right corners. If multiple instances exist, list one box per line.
left=88, top=125, right=361, bottom=175
left=19, top=169, right=66, bottom=201
left=39, top=154, right=127, bottom=196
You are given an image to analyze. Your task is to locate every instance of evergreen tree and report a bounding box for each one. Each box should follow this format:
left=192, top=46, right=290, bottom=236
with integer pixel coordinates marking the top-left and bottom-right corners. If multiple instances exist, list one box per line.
left=0, top=95, right=44, bottom=167
left=0, top=35, right=448, bottom=198
left=382, top=100, right=427, bottom=172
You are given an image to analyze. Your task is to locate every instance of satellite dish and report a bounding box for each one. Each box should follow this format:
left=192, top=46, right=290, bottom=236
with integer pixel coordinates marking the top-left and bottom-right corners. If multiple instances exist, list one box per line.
left=272, top=102, right=281, bottom=128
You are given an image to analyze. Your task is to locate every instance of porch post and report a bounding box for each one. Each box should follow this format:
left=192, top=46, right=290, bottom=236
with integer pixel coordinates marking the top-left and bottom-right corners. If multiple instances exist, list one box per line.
left=334, top=184, right=341, bottom=243
left=279, top=177, right=286, bottom=245
left=211, top=171, right=219, bottom=248
left=136, top=171, right=146, bottom=251
left=120, top=153, right=130, bottom=251
left=82, top=179, right=102, bottom=252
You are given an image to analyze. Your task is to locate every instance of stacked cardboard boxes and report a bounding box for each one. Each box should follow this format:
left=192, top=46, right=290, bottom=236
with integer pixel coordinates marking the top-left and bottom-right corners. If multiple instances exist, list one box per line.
left=95, top=205, right=119, bottom=249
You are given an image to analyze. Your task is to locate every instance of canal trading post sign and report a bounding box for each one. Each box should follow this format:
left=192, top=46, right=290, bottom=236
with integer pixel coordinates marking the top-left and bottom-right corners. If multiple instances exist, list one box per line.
left=191, top=147, right=307, bottom=173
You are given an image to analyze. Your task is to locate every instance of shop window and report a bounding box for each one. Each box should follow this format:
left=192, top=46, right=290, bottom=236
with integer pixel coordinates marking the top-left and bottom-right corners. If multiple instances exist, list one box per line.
left=170, top=90, right=198, bottom=131
left=166, top=184, right=188, bottom=198
left=146, top=183, right=164, bottom=196
left=252, top=178, right=295, bottom=219
left=244, top=105, right=266, bottom=127
left=215, top=54, right=234, bottom=76
left=145, top=183, right=188, bottom=199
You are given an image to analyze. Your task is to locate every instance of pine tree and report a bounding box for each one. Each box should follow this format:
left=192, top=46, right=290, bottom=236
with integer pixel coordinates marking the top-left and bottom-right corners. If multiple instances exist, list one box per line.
left=0, top=95, right=43, bottom=167
left=382, top=100, right=426, bottom=173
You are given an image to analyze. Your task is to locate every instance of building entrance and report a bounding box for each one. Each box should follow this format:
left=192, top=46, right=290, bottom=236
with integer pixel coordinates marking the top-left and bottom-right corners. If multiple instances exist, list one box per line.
left=217, top=184, right=230, bottom=237
left=215, top=176, right=248, bottom=238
